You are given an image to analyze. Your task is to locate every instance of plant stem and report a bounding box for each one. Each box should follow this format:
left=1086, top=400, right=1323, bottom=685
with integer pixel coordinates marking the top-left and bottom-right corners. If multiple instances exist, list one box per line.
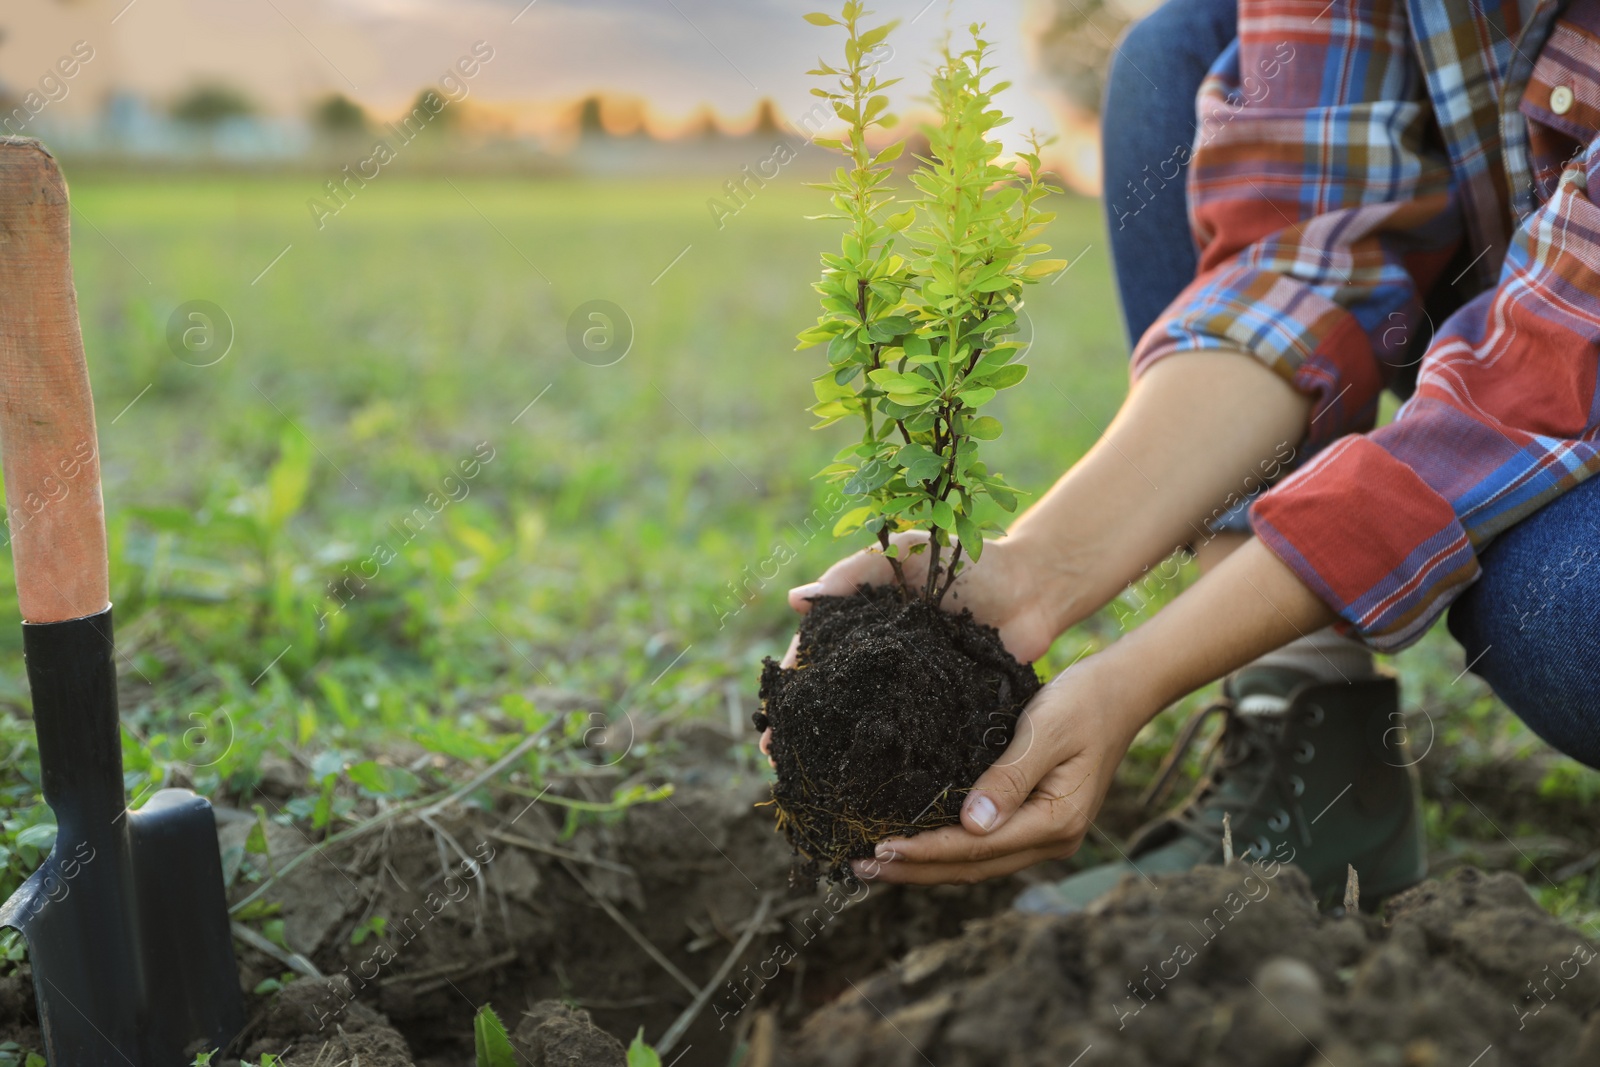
left=923, top=537, right=942, bottom=602
left=936, top=540, right=964, bottom=606
left=877, top=525, right=909, bottom=597
left=857, top=280, right=911, bottom=445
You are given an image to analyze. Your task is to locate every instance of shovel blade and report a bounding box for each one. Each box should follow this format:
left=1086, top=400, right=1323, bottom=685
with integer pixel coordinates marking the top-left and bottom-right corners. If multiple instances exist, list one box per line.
left=1, top=840, right=140, bottom=1065
left=0, top=789, right=244, bottom=1065
left=126, top=788, right=246, bottom=1063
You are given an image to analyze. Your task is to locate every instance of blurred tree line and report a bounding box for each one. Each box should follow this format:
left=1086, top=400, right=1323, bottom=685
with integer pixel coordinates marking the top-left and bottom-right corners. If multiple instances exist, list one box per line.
left=1029, top=0, right=1156, bottom=113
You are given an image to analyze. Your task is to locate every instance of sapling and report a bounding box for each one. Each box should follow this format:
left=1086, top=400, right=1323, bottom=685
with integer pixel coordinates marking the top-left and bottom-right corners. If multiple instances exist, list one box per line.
left=799, top=4, right=1062, bottom=603
left=756, top=4, right=1062, bottom=881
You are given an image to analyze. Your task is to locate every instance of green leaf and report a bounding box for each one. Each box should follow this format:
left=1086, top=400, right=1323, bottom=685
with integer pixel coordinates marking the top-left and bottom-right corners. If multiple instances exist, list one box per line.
left=803, top=11, right=839, bottom=25
left=347, top=760, right=410, bottom=797
left=867, top=369, right=934, bottom=395
left=976, top=364, right=1027, bottom=390
left=796, top=323, right=838, bottom=346
left=265, top=428, right=314, bottom=530
left=902, top=458, right=943, bottom=485
left=474, top=1005, right=518, bottom=1067
left=956, top=386, right=996, bottom=408
left=859, top=21, right=897, bottom=48
left=842, top=460, right=895, bottom=496
left=866, top=315, right=914, bottom=342
left=813, top=374, right=856, bottom=402
left=896, top=441, right=940, bottom=483
left=244, top=812, right=270, bottom=856
left=310, top=772, right=338, bottom=832
left=627, top=1031, right=663, bottom=1067
left=984, top=480, right=1018, bottom=511
left=13, top=823, right=56, bottom=852
left=968, top=416, right=1002, bottom=440
left=827, top=332, right=858, bottom=365
left=833, top=506, right=875, bottom=536
left=956, top=513, right=982, bottom=560
left=930, top=499, right=956, bottom=530
left=351, top=915, right=388, bottom=946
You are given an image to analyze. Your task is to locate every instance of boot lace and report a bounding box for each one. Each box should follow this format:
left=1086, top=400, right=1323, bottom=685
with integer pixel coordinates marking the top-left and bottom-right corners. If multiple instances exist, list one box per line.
left=1135, top=694, right=1312, bottom=859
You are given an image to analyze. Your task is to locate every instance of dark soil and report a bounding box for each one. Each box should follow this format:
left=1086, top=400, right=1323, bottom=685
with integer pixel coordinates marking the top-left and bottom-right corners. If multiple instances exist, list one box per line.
left=183, top=721, right=1039, bottom=1067
left=243, top=978, right=415, bottom=1067
left=765, top=864, right=1600, bottom=1067
left=3, top=717, right=1595, bottom=1066
left=755, top=585, right=1042, bottom=881
left=511, top=1000, right=626, bottom=1065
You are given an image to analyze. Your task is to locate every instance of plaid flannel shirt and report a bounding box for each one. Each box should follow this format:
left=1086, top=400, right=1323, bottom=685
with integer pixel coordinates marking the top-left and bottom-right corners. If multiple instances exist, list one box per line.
left=1130, top=0, right=1600, bottom=651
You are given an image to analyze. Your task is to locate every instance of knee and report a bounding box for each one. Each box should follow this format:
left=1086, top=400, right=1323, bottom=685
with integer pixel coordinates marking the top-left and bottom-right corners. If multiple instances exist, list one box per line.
left=1113, top=0, right=1235, bottom=85
left=1449, top=495, right=1600, bottom=768
left=1108, top=12, right=1176, bottom=100
left=1105, top=0, right=1236, bottom=151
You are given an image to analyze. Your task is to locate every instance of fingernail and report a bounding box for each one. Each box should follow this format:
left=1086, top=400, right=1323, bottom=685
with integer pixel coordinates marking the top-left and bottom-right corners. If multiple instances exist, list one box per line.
left=966, top=794, right=998, bottom=832
left=790, top=582, right=823, bottom=602
left=874, top=843, right=899, bottom=862
left=851, top=859, right=878, bottom=880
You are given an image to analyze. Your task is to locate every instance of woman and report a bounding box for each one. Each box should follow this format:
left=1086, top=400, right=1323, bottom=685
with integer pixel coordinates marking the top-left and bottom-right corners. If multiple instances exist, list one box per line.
left=768, top=0, right=1600, bottom=909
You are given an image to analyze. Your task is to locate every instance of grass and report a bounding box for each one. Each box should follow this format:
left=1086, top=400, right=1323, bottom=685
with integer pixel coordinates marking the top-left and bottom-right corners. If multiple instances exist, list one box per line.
left=0, top=168, right=1592, bottom=954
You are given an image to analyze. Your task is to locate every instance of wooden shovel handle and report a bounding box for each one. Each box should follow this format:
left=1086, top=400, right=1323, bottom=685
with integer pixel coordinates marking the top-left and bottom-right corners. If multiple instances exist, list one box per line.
left=0, top=139, right=109, bottom=624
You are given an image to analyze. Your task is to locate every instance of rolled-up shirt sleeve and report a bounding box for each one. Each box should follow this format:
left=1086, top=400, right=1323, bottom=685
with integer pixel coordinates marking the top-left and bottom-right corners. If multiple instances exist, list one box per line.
left=1131, top=0, right=1462, bottom=450
left=1253, top=140, right=1600, bottom=649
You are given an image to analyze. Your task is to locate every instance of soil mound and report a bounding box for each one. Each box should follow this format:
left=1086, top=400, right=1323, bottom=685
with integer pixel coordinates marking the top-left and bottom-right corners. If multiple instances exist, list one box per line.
left=245, top=977, right=415, bottom=1066
left=756, top=585, right=1041, bottom=881
left=773, top=864, right=1600, bottom=1066
left=214, top=774, right=1029, bottom=1065
left=512, top=1001, right=626, bottom=1066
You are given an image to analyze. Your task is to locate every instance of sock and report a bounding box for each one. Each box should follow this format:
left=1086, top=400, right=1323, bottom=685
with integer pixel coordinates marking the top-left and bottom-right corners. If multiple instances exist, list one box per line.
left=1235, top=626, right=1375, bottom=713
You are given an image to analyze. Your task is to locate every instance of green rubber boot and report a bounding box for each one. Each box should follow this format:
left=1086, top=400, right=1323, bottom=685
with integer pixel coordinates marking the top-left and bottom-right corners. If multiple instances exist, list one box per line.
left=1014, top=670, right=1426, bottom=914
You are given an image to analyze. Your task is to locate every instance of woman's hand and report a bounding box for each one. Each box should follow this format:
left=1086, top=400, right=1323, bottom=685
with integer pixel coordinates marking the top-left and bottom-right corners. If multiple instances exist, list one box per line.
left=760, top=530, right=1077, bottom=761
left=851, top=654, right=1147, bottom=884
left=783, top=529, right=1073, bottom=666
left=851, top=538, right=1337, bottom=885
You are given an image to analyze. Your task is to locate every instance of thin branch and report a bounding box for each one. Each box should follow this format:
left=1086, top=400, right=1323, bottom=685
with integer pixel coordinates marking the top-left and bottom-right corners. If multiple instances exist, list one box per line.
left=406, top=949, right=520, bottom=996
left=231, top=921, right=323, bottom=979
left=231, top=720, right=562, bottom=916
left=936, top=540, right=964, bottom=607
left=487, top=827, right=636, bottom=876
left=416, top=719, right=560, bottom=820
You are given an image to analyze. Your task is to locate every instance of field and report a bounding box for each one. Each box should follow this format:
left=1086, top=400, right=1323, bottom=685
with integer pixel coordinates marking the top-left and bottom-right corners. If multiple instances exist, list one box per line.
left=0, top=171, right=1595, bottom=1063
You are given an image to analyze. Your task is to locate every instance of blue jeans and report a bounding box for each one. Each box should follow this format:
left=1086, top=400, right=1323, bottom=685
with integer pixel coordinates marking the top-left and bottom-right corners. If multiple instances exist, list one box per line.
left=1104, top=0, right=1600, bottom=768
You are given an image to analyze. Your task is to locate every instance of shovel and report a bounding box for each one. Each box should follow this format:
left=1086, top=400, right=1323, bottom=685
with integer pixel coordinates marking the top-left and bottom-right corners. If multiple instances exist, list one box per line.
left=0, top=139, right=244, bottom=1064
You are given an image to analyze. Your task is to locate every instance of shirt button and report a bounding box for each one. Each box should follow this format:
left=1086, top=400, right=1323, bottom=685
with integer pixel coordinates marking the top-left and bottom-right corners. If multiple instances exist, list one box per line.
left=1551, top=84, right=1575, bottom=115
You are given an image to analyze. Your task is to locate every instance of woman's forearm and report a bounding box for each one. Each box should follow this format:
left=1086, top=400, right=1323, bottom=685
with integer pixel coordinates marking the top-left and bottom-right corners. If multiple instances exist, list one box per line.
left=867, top=537, right=1340, bottom=879
left=1092, top=536, right=1338, bottom=728
left=1007, top=350, right=1312, bottom=637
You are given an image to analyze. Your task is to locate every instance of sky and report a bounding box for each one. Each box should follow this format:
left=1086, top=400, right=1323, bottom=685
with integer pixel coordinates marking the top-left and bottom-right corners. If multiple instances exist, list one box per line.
left=4, top=0, right=1071, bottom=150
